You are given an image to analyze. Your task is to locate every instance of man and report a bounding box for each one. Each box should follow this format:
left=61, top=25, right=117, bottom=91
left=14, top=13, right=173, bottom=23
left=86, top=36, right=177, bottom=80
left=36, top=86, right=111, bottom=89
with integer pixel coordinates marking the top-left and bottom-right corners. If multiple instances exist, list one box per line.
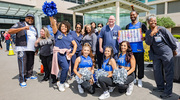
left=8, top=13, right=38, bottom=88
left=125, top=10, right=147, bottom=87
left=99, top=15, right=121, bottom=60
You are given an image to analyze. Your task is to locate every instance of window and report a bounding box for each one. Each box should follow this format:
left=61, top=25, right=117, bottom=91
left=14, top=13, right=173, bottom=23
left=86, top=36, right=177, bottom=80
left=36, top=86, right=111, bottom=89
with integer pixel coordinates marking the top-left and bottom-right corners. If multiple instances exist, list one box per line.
left=42, top=13, right=83, bottom=30
left=156, top=3, right=165, bottom=15
left=63, top=0, right=84, bottom=4
left=168, top=1, right=180, bottom=13
left=148, top=0, right=157, bottom=2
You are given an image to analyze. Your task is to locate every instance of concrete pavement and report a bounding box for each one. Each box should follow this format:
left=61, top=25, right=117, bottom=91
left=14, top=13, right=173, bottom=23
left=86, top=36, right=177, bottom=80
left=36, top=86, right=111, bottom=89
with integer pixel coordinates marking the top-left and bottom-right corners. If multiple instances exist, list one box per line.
left=0, top=42, right=179, bottom=100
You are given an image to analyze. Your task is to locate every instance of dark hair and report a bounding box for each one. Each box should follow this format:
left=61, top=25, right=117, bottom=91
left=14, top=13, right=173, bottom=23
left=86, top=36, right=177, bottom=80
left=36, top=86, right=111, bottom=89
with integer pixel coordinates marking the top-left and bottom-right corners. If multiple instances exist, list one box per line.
left=104, top=46, right=114, bottom=65
left=75, top=22, right=83, bottom=32
left=98, top=23, right=103, bottom=27
left=130, top=5, right=139, bottom=15
left=90, top=22, right=96, bottom=28
left=84, top=24, right=95, bottom=36
left=59, top=20, right=71, bottom=33
left=119, top=41, right=133, bottom=63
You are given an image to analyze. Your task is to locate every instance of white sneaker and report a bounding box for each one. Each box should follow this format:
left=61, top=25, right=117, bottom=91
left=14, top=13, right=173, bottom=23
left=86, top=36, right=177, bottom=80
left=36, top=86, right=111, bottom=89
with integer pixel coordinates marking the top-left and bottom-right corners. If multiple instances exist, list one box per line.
left=108, top=86, right=115, bottom=93
left=57, top=82, right=65, bottom=92
left=133, top=79, right=136, bottom=84
left=138, top=79, right=142, bottom=87
left=99, top=91, right=110, bottom=100
left=126, top=82, right=134, bottom=96
left=64, top=82, right=70, bottom=88
left=78, top=85, right=84, bottom=94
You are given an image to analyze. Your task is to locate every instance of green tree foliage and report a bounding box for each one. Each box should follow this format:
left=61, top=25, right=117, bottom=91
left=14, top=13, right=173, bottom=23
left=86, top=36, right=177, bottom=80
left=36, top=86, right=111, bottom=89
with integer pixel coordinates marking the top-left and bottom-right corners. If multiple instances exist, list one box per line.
left=156, top=17, right=175, bottom=28
left=140, top=17, right=175, bottom=28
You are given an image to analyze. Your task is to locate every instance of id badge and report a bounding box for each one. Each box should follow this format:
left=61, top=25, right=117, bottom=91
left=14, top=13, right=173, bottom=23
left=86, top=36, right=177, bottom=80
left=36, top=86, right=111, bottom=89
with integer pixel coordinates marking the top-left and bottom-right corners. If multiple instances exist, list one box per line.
left=113, top=31, right=117, bottom=40
left=113, top=36, right=117, bottom=39
left=155, top=36, right=162, bottom=42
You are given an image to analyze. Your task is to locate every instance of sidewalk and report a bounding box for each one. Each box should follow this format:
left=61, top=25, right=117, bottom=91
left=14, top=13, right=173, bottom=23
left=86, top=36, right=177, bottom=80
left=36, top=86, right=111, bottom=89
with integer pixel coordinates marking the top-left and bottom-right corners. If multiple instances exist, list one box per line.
left=0, top=42, right=179, bottom=100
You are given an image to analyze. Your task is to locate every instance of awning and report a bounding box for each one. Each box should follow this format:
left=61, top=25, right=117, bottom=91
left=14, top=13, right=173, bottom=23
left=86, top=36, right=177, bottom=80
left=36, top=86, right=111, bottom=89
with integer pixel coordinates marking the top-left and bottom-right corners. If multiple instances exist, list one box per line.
left=0, top=1, right=45, bottom=17
left=68, top=0, right=154, bottom=13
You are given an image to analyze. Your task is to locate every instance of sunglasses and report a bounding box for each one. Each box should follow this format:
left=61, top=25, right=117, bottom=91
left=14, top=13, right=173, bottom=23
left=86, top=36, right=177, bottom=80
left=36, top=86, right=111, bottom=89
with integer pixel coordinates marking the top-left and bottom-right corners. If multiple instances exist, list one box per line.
left=76, top=27, right=81, bottom=29
left=98, top=26, right=102, bottom=28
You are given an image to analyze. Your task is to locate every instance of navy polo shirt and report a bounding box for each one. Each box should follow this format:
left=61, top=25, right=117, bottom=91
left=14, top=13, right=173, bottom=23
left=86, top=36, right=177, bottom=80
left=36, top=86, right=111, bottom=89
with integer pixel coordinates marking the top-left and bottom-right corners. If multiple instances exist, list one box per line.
left=128, top=22, right=144, bottom=53
left=99, top=25, right=121, bottom=54
left=54, top=30, right=74, bottom=49
left=69, top=31, right=83, bottom=52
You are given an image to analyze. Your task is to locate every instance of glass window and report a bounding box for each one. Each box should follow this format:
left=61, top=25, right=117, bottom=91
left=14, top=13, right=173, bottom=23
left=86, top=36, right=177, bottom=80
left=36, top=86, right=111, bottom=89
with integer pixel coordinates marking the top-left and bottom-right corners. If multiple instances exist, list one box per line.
left=137, top=0, right=145, bottom=3
left=148, top=0, right=157, bottom=2
left=157, top=3, right=165, bottom=15
left=168, top=1, right=180, bottom=13
left=63, top=0, right=84, bottom=4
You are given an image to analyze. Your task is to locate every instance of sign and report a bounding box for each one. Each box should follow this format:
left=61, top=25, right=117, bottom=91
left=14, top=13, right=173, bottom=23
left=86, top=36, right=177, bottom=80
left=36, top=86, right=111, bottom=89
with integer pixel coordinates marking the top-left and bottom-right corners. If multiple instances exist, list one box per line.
left=118, top=28, right=142, bottom=43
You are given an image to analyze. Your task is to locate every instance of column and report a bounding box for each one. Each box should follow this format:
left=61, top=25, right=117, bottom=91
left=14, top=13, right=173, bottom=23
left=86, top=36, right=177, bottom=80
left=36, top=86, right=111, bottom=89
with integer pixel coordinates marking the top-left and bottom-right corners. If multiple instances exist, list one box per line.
left=165, top=2, right=168, bottom=15
left=73, top=12, right=76, bottom=31
left=116, top=1, right=120, bottom=26
left=146, top=11, right=150, bottom=30
left=35, top=14, right=42, bottom=37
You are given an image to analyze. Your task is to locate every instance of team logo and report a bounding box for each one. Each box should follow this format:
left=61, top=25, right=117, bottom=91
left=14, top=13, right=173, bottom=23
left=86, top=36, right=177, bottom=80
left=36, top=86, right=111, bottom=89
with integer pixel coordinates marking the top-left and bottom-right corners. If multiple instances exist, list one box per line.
left=58, top=34, right=63, bottom=39
left=18, top=51, right=24, bottom=58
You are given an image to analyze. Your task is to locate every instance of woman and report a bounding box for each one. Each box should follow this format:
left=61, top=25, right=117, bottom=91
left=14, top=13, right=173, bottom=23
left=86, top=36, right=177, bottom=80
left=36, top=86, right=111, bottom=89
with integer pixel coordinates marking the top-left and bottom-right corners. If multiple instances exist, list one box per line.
left=82, top=24, right=97, bottom=56
left=116, top=41, right=136, bottom=96
left=4, top=31, right=12, bottom=52
left=98, top=46, right=117, bottom=100
left=96, top=23, right=103, bottom=68
left=145, top=15, right=177, bottom=99
left=73, top=43, right=95, bottom=94
left=69, top=23, right=83, bottom=77
left=49, top=16, right=77, bottom=92
left=35, top=27, right=54, bottom=82
left=90, top=22, right=98, bottom=33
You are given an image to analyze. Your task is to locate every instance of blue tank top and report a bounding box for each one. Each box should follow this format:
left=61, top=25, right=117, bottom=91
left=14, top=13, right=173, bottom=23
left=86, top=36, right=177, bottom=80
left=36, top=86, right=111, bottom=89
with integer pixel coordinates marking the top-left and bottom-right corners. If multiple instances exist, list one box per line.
left=116, top=54, right=131, bottom=67
left=78, top=55, right=93, bottom=68
left=102, top=58, right=113, bottom=71
left=128, top=22, right=144, bottom=53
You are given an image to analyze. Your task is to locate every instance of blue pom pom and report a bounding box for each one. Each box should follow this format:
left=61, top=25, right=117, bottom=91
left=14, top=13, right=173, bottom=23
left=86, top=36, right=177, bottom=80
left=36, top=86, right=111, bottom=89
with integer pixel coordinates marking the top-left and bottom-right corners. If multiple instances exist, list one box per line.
left=42, top=1, right=57, bottom=17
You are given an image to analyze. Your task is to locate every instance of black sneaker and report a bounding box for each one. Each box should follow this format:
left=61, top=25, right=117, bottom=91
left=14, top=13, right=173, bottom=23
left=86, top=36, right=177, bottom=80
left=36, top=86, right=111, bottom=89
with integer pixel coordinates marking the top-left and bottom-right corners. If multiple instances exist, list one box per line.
left=160, top=93, right=172, bottom=99
left=153, top=88, right=164, bottom=92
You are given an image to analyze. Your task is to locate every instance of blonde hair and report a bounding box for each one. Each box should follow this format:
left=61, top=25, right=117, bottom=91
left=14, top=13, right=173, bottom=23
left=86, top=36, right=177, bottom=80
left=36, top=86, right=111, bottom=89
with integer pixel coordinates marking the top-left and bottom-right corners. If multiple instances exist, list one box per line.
left=81, top=43, right=95, bottom=67
left=41, top=27, right=50, bottom=39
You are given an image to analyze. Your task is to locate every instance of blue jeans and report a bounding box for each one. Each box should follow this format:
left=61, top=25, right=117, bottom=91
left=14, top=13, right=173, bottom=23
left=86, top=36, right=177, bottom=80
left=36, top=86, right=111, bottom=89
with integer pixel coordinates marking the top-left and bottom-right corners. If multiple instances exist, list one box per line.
left=57, top=53, right=70, bottom=84
left=6, top=40, right=10, bottom=51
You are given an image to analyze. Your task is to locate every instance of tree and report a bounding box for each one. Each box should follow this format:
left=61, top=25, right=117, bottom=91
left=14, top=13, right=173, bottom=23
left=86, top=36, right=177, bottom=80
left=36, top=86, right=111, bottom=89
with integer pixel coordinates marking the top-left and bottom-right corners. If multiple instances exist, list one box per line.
left=157, top=17, right=175, bottom=28
left=140, top=17, right=175, bottom=28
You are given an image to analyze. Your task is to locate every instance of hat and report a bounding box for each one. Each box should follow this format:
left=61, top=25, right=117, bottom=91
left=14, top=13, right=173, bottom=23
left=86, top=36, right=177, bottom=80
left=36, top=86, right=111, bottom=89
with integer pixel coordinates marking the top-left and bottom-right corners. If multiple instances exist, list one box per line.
left=26, top=13, right=34, bottom=18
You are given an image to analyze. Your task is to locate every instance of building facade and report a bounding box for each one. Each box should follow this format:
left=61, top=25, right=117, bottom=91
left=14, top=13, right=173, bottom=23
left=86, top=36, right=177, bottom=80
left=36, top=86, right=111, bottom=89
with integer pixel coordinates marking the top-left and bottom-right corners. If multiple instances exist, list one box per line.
left=0, top=0, right=88, bottom=33
left=138, top=0, right=180, bottom=34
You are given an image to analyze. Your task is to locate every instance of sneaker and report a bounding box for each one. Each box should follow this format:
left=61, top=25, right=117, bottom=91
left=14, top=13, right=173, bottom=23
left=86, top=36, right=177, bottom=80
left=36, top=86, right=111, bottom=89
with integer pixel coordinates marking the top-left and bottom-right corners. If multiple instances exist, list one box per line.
left=126, top=81, right=134, bottom=96
left=108, top=86, right=115, bottom=93
left=64, top=82, right=70, bottom=88
left=30, top=76, right=37, bottom=80
left=78, top=85, right=84, bottom=94
left=20, top=82, right=27, bottom=88
left=57, top=82, right=65, bottom=92
left=133, top=79, right=136, bottom=84
left=99, top=91, right=110, bottom=100
left=138, top=79, right=142, bottom=87
left=160, top=93, right=172, bottom=99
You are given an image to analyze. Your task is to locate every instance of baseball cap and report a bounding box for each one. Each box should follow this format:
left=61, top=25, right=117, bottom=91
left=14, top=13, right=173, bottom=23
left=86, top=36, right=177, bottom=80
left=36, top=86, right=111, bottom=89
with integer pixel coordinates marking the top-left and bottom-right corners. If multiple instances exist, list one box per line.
left=26, top=13, right=34, bottom=18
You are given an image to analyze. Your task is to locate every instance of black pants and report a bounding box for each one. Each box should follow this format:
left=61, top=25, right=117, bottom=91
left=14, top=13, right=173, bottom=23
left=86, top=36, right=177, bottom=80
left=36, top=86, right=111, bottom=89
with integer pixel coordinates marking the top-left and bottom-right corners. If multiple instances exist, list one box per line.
left=0, top=39, right=2, bottom=48
left=40, top=54, right=53, bottom=79
left=96, top=51, right=103, bottom=69
left=133, top=52, right=144, bottom=79
left=17, top=51, right=35, bottom=83
left=98, top=76, right=115, bottom=91
left=117, top=72, right=135, bottom=93
left=81, top=81, right=95, bottom=94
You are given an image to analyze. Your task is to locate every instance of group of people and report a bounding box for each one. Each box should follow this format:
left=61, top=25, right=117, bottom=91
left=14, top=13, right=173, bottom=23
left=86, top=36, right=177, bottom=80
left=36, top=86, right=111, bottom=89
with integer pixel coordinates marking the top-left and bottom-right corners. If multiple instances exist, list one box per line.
left=8, top=6, right=177, bottom=100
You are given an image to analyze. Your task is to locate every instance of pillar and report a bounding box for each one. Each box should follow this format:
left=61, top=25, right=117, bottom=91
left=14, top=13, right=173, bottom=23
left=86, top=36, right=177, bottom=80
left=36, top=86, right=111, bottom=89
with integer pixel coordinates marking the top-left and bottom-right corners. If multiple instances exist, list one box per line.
left=116, top=1, right=120, bottom=26
left=73, top=12, right=76, bottom=31
left=35, top=14, right=42, bottom=37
